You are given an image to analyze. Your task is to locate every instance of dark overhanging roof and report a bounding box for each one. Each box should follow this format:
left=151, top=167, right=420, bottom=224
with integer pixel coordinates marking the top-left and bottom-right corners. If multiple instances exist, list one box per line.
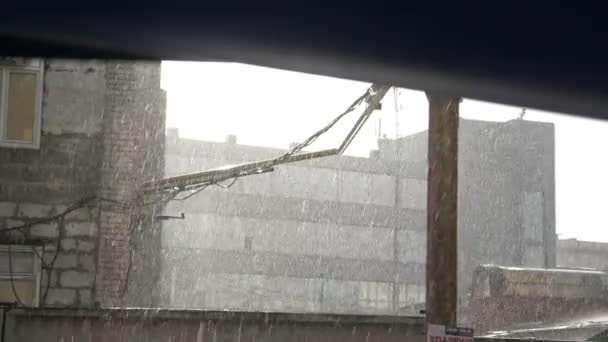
left=1, top=8, right=607, bottom=121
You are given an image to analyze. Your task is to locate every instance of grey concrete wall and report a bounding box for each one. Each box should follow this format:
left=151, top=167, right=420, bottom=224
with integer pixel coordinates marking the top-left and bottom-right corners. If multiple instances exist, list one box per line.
left=557, top=239, right=608, bottom=270
left=163, top=213, right=394, bottom=261
left=163, top=189, right=425, bottom=230
left=162, top=249, right=424, bottom=285
left=161, top=243, right=426, bottom=314
left=161, top=136, right=428, bottom=314
left=160, top=119, right=554, bottom=317
left=4, top=308, right=425, bottom=342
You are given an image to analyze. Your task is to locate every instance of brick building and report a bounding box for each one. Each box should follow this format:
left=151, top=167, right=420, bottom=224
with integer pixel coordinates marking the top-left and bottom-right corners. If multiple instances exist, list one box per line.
left=160, top=118, right=556, bottom=316
left=0, top=58, right=165, bottom=307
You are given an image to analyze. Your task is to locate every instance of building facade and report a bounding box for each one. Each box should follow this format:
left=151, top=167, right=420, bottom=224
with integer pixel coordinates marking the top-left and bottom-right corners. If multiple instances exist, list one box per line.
left=160, top=118, right=556, bottom=315
left=0, top=58, right=166, bottom=308
left=557, top=238, right=608, bottom=270
left=379, top=119, right=557, bottom=304
left=161, top=130, right=428, bottom=314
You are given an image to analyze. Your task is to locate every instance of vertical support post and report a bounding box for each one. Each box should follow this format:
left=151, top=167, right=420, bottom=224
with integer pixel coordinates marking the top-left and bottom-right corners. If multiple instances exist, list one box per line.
left=426, top=93, right=460, bottom=327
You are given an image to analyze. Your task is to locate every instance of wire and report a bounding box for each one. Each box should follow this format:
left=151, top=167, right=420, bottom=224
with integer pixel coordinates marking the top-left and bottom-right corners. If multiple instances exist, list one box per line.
left=120, top=187, right=182, bottom=298
left=0, top=191, right=180, bottom=303
left=9, top=220, right=62, bottom=306
left=9, top=222, right=60, bottom=306
left=213, top=176, right=239, bottom=189
left=0, top=197, right=96, bottom=234
left=173, top=185, right=209, bottom=201
left=0, top=84, right=388, bottom=305
left=0, top=196, right=138, bottom=234
left=0, top=196, right=134, bottom=307
left=41, top=217, right=63, bottom=304
left=161, top=84, right=385, bottom=201
left=275, top=87, right=371, bottom=163
left=120, top=176, right=241, bottom=296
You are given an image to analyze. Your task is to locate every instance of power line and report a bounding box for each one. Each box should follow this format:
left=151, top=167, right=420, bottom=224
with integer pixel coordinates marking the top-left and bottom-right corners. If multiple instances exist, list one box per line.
left=0, top=197, right=97, bottom=234
left=142, top=83, right=390, bottom=198
left=0, top=196, right=129, bottom=307
left=275, top=88, right=369, bottom=162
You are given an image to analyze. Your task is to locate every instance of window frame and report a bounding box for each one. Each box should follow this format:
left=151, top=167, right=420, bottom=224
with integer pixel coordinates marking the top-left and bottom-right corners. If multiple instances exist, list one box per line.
left=0, top=58, right=44, bottom=149
left=0, top=245, right=42, bottom=307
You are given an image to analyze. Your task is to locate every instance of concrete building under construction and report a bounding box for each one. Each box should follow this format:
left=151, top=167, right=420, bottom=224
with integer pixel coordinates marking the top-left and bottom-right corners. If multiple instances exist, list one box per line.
left=160, top=118, right=556, bottom=315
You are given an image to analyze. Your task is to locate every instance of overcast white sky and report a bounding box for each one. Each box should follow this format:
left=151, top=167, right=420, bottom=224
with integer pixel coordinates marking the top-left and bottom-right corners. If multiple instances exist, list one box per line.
left=161, top=61, right=608, bottom=243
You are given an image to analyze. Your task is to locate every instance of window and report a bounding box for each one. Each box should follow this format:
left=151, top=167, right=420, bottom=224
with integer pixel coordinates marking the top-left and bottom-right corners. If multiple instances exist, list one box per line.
left=0, top=245, right=42, bottom=306
left=0, top=57, right=44, bottom=148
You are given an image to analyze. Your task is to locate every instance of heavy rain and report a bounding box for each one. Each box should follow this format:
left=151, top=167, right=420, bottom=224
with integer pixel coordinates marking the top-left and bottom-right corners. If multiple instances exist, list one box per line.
left=0, top=57, right=606, bottom=341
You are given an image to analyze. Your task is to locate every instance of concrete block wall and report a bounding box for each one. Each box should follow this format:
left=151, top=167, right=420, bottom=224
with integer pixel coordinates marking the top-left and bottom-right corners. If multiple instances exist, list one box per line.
left=0, top=202, right=98, bottom=307
left=0, top=59, right=166, bottom=308
left=0, top=60, right=106, bottom=307
left=97, top=61, right=165, bottom=307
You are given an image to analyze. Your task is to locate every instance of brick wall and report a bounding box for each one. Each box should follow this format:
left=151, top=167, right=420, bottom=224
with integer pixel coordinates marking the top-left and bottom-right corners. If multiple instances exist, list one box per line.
left=97, top=61, right=165, bottom=307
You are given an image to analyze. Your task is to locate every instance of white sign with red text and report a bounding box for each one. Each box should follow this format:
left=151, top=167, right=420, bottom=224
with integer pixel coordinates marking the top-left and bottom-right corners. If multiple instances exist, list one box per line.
left=427, top=324, right=474, bottom=342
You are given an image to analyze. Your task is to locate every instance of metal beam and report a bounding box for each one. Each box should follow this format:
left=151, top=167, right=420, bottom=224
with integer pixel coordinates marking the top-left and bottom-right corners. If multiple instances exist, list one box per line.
left=140, top=148, right=339, bottom=192
left=338, top=85, right=390, bottom=154
left=425, top=93, right=460, bottom=326
left=141, top=83, right=390, bottom=194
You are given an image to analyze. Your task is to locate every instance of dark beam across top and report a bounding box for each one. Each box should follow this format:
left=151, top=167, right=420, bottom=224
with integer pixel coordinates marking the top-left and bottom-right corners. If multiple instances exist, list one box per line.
left=0, top=8, right=607, bottom=120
